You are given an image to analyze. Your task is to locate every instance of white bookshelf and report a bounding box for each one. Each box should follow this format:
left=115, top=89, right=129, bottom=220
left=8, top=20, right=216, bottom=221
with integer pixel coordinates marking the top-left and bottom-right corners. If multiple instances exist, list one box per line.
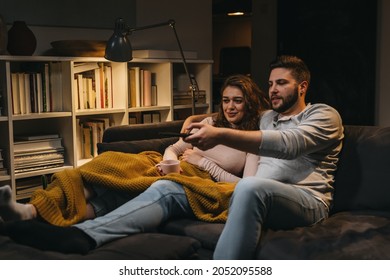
left=0, top=55, right=212, bottom=201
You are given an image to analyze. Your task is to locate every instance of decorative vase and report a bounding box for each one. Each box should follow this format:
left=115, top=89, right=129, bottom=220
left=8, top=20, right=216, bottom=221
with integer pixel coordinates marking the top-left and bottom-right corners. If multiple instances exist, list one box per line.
left=7, top=21, right=37, bottom=55
left=0, top=14, right=7, bottom=54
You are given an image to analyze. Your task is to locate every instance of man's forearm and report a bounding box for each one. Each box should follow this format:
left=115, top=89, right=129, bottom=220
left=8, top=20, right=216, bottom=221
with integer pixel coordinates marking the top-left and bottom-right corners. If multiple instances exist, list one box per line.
left=217, top=128, right=262, bottom=155
left=185, top=122, right=262, bottom=154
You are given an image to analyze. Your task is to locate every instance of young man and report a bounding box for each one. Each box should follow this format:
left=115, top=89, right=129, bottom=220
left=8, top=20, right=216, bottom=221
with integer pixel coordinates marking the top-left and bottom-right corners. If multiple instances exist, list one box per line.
left=184, top=55, right=344, bottom=259
left=0, top=74, right=269, bottom=254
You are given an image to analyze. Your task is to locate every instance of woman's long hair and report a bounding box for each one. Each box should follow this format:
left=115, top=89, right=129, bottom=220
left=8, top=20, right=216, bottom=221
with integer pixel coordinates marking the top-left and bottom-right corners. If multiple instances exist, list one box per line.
left=214, top=74, right=270, bottom=130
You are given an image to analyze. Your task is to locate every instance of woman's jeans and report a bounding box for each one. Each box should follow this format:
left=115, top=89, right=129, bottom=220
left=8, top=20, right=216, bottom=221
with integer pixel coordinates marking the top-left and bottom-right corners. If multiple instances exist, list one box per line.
left=75, top=180, right=194, bottom=247
left=213, top=176, right=329, bottom=260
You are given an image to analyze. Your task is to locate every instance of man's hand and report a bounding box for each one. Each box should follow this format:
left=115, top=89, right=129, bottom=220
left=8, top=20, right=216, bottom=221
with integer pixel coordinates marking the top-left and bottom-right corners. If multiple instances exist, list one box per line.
left=184, top=122, right=222, bottom=150
left=185, top=122, right=263, bottom=154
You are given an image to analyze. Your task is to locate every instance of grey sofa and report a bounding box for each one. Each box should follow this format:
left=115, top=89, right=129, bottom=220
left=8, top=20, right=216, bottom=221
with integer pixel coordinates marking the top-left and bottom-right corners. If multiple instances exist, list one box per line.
left=1, top=120, right=390, bottom=259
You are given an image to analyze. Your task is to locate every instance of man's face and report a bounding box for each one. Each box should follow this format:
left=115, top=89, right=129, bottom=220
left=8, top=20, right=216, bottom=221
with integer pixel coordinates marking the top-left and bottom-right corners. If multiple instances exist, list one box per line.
left=268, top=68, right=300, bottom=115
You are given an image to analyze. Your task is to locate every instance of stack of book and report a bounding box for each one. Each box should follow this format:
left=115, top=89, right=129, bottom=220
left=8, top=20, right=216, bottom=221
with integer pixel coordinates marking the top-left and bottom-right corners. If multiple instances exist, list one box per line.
left=15, top=176, right=46, bottom=201
left=173, top=90, right=206, bottom=105
left=13, top=134, right=64, bottom=174
left=0, top=148, right=8, bottom=176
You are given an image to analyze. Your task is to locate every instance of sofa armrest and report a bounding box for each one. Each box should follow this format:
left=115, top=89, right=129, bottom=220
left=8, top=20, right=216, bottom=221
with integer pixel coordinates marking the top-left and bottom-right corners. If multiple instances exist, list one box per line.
left=102, top=120, right=184, bottom=143
left=97, top=120, right=185, bottom=155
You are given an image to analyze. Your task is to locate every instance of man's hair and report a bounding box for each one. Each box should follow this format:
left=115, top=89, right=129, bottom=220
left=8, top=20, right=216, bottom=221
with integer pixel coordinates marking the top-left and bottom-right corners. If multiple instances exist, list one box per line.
left=269, top=55, right=311, bottom=85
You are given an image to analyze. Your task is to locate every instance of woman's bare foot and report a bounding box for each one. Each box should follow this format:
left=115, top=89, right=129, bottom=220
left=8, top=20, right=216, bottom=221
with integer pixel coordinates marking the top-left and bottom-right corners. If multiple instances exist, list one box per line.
left=0, top=185, right=36, bottom=221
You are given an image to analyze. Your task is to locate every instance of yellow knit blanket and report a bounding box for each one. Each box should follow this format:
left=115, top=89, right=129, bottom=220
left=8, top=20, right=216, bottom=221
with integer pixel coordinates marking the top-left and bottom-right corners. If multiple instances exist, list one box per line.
left=30, top=151, right=236, bottom=226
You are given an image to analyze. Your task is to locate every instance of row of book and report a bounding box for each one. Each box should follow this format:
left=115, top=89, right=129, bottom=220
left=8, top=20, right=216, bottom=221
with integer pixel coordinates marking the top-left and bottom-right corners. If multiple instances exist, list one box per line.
left=129, top=111, right=161, bottom=125
left=13, top=134, right=64, bottom=174
left=73, top=62, right=113, bottom=110
left=128, top=67, right=158, bottom=108
left=77, top=117, right=110, bottom=159
left=10, top=62, right=63, bottom=115
left=0, top=148, right=8, bottom=176
left=173, top=90, right=207, bottom=105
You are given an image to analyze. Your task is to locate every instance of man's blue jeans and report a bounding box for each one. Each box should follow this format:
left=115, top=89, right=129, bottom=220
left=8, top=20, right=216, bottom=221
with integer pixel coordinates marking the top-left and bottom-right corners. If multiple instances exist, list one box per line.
left=213, top=176, right=329, bottom=259
left=75, top=180, right=194, bottom=247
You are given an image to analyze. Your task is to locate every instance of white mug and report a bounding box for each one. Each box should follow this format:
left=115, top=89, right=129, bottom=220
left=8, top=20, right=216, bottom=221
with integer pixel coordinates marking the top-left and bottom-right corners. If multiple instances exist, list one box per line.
left=156, top=159, right=180, bottom=174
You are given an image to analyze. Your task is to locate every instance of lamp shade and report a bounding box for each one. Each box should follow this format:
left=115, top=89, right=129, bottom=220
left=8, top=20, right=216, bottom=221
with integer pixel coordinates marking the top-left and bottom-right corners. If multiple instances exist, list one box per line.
left=104, top=18, right=133, bottom=62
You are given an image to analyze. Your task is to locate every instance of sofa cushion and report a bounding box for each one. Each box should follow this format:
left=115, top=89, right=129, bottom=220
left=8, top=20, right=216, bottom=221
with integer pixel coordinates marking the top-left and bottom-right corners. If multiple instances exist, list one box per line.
left=98, top=137, right=178, bottom=155
left=332, top=126, right=390, bottom=213
left=257, top=211, right=390, bottom=259
left=0, top=233, right=202, bottom=260
left=162, top=219, right=224, bottom=250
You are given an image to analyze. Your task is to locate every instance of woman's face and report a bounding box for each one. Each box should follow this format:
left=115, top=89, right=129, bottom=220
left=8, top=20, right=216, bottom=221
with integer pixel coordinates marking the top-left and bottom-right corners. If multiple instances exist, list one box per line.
left=221, top=85, right=246, bottom=127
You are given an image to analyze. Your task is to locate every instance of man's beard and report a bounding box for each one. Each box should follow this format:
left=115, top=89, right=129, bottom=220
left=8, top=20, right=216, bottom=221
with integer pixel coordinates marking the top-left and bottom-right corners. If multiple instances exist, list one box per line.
left=272, top=87, right=299, bottom=113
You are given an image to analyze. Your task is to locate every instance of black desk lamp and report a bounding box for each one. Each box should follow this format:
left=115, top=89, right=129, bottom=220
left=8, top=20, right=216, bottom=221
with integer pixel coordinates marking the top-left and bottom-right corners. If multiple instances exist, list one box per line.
left=105, top=18, right=198, bottom=115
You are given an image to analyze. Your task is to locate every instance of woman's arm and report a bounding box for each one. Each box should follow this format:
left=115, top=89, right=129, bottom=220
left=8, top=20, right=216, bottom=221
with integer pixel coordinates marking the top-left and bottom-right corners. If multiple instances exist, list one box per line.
left=163, top=139, right=192, bottom=160
left=180, top=113, right=217, bottom=133
left=197, top=157, right=241, bottom=183
left=242, top=153, right=260, bottom=177
left=197, top=152, right=259, bottom=182
left=164, top=115, right=215, bottom=160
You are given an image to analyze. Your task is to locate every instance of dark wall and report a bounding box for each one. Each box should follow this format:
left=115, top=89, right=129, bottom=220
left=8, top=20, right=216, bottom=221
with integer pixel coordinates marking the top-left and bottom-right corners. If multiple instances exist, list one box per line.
left=277, top=0, right=377, bottom=125
left=0, top=0, right=136, bottom=28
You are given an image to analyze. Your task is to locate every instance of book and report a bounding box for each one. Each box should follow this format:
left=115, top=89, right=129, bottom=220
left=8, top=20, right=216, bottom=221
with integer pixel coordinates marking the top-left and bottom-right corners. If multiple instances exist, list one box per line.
left=82, top=121, right=101, bottom=157
left=10, top=73, right=20, bottom=114
left=82, top=125, right=93, bottom=159
left=29, top=73, right=37, bottom=113
left=86, top=77, right=96, bottom=109
left=13, top=138, right=63, bottom=154
left=129, top=67, right=141, bottom=107
left=74, top=62, right=100, bottom=74
left=103, top=65, right=113, bottom=108
left=14, top=163, right=64, bottom=174
left=35, top=72, right=43, bottom=113
left=73, top=77, right=79, bottom=110
left=152, top=111, right=161, bottom=123
left=94, top=68, right=102, bottom=109
left=151, top=85, right=157, bottom=106
left=49, top=61, right=63, bottom=112
left=98, top=63, right=106, bottom=108
left=75, top=74, right=85, bottom=109
left=82, top=70, right=98, bottom=109
left=42, top=63, right=51, bottom=112
left=142, top=69, right=152, bottom=106
left=0, top=168, right=8, bottom=176
left=14, top=133, right=60, bottom=141
left=17, top=72, right=26, bottom=114
left=128, top=68, right=137, bottom=107
left=23, top=73, right=31, bottom=114
left=142, top=112, right=152, bottom=124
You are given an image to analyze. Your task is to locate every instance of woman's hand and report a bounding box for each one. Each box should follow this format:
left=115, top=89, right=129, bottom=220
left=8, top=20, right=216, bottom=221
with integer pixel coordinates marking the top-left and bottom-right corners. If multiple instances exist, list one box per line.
left=181, top=149, right=203, bottom=166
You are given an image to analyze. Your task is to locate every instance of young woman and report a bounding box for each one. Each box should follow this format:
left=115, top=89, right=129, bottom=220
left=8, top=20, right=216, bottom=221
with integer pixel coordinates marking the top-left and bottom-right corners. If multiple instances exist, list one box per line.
left=0, top=74, right=269, bottom=238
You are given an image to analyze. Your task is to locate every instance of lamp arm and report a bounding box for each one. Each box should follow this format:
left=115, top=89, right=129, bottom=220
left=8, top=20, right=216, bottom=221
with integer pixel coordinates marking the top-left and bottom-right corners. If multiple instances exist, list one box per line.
left=126, top=19, right=198, bottom=115
left=127, top=19, right=175, bottom=33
